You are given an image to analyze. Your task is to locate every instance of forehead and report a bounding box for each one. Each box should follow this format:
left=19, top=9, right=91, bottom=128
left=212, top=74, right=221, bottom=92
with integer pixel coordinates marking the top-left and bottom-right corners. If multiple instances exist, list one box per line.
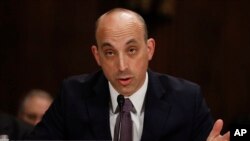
left=96, top=12, right=145, bottom=45
left=24, top=96, right=50, bottom=106
left=98, top=11, right=143, bottom=29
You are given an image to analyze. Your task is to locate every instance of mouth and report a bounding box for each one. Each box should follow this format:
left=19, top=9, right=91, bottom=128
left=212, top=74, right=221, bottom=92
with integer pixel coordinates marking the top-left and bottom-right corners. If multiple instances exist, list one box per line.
left=118, top=77, right=132, bottom=86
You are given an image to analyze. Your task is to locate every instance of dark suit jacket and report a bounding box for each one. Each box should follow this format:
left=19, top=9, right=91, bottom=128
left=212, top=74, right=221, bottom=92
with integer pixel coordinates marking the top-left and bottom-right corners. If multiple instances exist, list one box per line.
left=0, top=112, right=33, bottom=140
left=28, top=70, right=213, bottom=141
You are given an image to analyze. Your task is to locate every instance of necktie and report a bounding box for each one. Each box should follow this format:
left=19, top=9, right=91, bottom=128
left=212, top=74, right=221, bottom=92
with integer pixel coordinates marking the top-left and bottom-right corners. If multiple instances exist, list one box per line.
left=114, top=98, right=133, bottom=141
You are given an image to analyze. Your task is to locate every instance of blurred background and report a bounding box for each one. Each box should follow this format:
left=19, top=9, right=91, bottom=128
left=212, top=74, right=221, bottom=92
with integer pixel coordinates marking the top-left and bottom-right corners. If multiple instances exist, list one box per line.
left=1, top=0, right=249, bottom=132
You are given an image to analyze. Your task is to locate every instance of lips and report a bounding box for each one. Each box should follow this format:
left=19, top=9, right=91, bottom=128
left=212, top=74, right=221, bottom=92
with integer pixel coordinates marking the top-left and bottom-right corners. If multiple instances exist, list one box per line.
left=118, top=77, right=132, bottom=86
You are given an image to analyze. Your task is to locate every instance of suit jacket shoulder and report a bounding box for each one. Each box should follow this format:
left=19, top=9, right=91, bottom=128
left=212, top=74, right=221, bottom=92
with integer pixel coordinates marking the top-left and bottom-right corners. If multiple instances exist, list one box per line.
left=141, top=70, right=213, bottom=141
left=28, top=70, right=111, bottom=140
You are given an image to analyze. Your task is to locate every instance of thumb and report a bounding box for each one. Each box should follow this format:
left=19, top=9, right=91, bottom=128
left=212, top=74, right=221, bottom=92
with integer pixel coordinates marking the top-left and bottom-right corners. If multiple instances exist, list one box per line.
left=207, top=119, right=224, bottom=140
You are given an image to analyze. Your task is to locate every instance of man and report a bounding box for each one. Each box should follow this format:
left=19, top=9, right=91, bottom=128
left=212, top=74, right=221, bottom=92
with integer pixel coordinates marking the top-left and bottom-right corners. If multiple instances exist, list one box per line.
left=18, top=89, right=53, bottom=126
left=28, top=8, right=230, bottom=140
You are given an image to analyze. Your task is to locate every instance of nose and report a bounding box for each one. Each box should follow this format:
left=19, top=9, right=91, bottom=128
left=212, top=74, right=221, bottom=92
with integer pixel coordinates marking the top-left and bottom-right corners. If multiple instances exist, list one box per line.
left=118, top=54, right=128, bottom=71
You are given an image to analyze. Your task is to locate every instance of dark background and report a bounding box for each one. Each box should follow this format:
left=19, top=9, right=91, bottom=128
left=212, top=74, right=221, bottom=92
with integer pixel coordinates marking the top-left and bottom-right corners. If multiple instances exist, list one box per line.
left=1, top=0, right=250, bottom=132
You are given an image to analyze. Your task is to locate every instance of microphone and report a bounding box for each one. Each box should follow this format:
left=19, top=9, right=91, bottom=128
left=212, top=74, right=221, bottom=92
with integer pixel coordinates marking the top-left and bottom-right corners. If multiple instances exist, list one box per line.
left=117, top=95, right=125, bottom=110
left=116, top=94, right=124, bottom=141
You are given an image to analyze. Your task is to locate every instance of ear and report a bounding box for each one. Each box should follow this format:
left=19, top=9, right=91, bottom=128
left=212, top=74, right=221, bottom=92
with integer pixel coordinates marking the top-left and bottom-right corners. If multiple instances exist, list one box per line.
left=91, top=45, right=101, bottom=66
left=146, top=38, right=155, bottom=61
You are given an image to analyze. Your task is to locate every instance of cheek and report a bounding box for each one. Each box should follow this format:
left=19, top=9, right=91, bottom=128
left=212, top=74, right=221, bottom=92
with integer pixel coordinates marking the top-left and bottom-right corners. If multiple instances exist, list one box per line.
left=100, top=59, right=114, bottom=70
left=101, top=62, right=116, bottom=78
left=139, top=52, right=150, bottom=66
left=132, top=57, right=148, bottom=73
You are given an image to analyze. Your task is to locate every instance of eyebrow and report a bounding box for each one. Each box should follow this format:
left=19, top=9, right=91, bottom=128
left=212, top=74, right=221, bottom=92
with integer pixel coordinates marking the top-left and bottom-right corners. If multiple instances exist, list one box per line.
left=100, top=42, right=113, bottom=49
left=126, top=39, right=138, bottom=45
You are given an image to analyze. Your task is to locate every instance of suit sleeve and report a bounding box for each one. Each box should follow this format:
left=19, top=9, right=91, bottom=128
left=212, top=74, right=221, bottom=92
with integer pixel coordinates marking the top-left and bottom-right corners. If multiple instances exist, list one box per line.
left=191, top=87, right=213, bottom=141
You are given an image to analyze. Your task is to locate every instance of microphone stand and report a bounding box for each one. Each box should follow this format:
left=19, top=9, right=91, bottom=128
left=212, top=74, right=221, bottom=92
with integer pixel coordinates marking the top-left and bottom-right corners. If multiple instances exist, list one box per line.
left=116, top=95, right=124, bottom=141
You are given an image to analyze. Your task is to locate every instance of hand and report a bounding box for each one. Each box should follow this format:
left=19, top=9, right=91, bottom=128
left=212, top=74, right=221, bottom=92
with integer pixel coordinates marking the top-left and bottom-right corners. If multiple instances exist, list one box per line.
left=207, top=119, right=230, bottom=141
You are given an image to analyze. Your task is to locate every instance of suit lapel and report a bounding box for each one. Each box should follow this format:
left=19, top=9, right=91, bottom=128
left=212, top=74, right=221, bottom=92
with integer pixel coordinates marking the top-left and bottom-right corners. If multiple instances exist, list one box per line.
left=141, top=71, right=172, bottom=141
left=85, top=72, right=112, bottom=140
left=84, top=70, right=172, bottom=140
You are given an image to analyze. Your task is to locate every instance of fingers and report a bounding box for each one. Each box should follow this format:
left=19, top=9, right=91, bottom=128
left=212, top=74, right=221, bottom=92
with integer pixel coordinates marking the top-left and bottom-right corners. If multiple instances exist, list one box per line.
left=211, top=119, right=224, bottom=137
left=207, top=119, right=224, bottom=141
left=222, top=131, right=230, bottom=140
left=207, top=119, right=230, bottom=141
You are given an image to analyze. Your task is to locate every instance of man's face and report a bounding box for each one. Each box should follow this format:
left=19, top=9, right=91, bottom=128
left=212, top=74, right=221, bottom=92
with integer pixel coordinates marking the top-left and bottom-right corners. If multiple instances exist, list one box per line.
left=92, top=12, right=155, bottom=96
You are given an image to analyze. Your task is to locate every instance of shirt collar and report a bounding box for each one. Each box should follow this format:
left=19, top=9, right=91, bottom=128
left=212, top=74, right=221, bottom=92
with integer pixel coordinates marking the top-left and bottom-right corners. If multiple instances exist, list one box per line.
left=109, top=72, right=148, bottom=115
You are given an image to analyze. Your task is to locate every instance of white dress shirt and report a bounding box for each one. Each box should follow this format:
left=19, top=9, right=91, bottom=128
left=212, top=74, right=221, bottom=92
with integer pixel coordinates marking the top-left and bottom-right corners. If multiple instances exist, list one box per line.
left=109, top=72, right=148, bottom=141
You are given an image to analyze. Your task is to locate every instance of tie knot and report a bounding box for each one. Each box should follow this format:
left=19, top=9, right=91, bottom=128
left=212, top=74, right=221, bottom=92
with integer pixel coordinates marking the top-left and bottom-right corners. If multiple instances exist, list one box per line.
left=122, top=99, right=133, bottom=113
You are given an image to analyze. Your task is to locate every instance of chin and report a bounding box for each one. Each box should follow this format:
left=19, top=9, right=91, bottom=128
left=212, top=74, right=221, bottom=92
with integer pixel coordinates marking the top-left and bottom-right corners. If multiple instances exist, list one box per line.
left=119, top=89, right=134, bottom=96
